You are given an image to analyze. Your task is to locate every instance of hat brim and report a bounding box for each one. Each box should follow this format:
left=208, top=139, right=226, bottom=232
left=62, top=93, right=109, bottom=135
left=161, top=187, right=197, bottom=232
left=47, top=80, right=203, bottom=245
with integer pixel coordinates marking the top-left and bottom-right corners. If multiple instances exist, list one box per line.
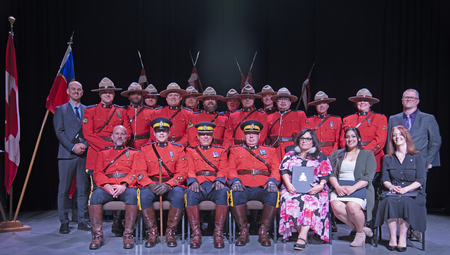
left=307, top=98, right=336, bottom=106
left=182, top=93, right=203, bottom=99
left=235, top=94, right=262, bottom=99
left=348, top=96, right=380, bottom=104
left=271, top=94, right=298, bottom=103
left=121, top=90, right=149, bottom=97
left=256, top=92, right=277, bottom=96
left=197, top=95, right=224, bottom=101
left=91, top=88, right=122, bottom=92
left=159, top=89, right=188, bottom=98
left=144, top=93, right=160, bottom=97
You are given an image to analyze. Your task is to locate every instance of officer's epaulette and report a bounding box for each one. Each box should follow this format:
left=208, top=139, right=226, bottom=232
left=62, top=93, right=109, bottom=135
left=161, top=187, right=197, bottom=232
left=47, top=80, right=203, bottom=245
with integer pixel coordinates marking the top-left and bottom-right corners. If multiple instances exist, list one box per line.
left=100, top=146, right=112, bottom=151
left=231, top=145, right=243, bottom=148
left=186, top=145, right=196, bottom=149
left=86, top=104, right=97, bottom=109
left=218, top=111, right=226, bottom=115
left=256, top=108, right=265, bottom=113
left=218, top=112, right=227, bottom=117
left=128, top=147, right=139, bottom=151
left=141, top=142, right=155, bottom=147
left=260, top=145, right=274, bottom=148
left=234, top=109, right=243, bottom=113
left=155, top=105, right=163, bottom=110
left=171, top=142, right=183, bottom=147
left=182, top=107, right=193, bottom=112
left=113, top=104, right=125, bottom=109
left=213, top=145, right=225, bottom=149
left=192, top=110, right=203, bottom=114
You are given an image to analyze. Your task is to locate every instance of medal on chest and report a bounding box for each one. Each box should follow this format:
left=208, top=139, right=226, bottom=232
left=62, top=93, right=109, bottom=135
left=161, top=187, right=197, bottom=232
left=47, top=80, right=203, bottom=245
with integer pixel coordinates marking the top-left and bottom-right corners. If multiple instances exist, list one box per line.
left=170, top=151, right=174, bottom=159
left=213, top=152, right=219, bottom=158
left=259, top=149, right=266, bottom=156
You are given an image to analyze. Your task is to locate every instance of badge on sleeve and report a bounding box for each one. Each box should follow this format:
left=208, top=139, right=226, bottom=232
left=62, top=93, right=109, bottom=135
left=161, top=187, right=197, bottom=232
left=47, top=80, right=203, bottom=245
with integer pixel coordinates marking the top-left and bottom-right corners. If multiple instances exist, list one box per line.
left=137, top=174, right=143, bottom=181
left=260, top=149, right=266, bottom=156
left=170, top=151, right=174, bottom=159
left=83, top=117, right=88, bottom=124
left=213, top=152, right=219, bottom=158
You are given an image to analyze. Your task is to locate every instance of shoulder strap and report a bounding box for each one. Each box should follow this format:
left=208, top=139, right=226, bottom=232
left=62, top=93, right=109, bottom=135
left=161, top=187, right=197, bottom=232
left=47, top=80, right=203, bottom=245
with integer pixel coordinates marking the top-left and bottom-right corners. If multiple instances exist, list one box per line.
left=313, top=115, right=332, bottom=131
left=233, top=108, right=258, bottom=137
left=355, top=112, right=374, bottom=128
left=210, top=112, right=220, bottom=123
left=129, top=106, right=146, bottom=123
left=169, top=107, right=183, bottom=120
left=102, top=148, right=129, bottom=173
left=243, top=146, right=271, bottom=173
left=268, top=110, right=293, bottom=135
left=195, top=146, right=219, bottom=172
left=151, top=143, right=174, bottom=177
left=97, top=105, right=117, bottom=133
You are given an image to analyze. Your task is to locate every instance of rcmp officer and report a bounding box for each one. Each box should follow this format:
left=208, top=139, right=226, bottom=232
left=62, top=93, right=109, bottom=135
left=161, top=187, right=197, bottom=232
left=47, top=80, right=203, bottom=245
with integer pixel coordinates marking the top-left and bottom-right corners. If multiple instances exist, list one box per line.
left=257, top=85, right=277, bottom=114
left=341, top=89, right=387, bottom=191
left=185, top=122, right=230, bottom=249
left=137, top=117, right=188, bottom=248
left=267, top=88, right=308, bottom=160
left=151, top=82, right=192, bottom=147
left=88, top=125, right=140, bottom=250
left=143, top=84, right=162, bottom=110
left=83, top=77, right=132, bottom=236
left=306, top=91, right=342, bottom=156
left=219, top=88, right=240, bottom=117
left=228, top=120, right=280, bottom=247
left=184, top=85, right=202, bottom=111
left=121, top=82, right=153, bottom=149
left=226, top=85, right=268, bottom=147
left=188, top=87, right=230, bottom=147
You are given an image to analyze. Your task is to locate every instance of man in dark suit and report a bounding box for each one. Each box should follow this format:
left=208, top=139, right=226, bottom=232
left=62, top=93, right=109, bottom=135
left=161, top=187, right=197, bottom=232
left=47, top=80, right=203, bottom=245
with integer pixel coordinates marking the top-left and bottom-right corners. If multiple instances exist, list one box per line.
left=53, top=81, right=90, bottom=234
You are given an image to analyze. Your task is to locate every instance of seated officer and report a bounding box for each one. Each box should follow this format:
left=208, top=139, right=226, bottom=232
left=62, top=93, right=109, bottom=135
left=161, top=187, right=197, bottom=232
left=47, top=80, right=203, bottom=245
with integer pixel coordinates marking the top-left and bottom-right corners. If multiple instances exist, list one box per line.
left=137, top=117, right=188, bottom=248
left=185, top=122, right=229, bottom=249
left=228, top=120, right=281, bottom=247
left=88, top=125, right=140, bottom=250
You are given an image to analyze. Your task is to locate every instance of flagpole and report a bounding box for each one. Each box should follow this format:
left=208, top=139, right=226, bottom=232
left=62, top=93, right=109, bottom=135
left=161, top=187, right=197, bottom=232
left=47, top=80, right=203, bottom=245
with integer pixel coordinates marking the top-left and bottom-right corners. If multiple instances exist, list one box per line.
left=8, top=15, right=15, bottom=221
left=189, top=51, right=203, bottom=92
left=137, top=51, right=149, bottom=88
left=247, top=52, right=257, bottom=78
left=295, top=60, right=316, bottom=111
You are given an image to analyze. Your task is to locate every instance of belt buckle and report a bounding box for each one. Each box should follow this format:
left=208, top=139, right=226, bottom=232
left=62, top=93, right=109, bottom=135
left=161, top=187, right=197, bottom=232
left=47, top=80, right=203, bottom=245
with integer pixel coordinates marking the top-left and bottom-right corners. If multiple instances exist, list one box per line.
left=251, top=170, right=256, bottom=176
left=115, top=171, right=119, bottom=180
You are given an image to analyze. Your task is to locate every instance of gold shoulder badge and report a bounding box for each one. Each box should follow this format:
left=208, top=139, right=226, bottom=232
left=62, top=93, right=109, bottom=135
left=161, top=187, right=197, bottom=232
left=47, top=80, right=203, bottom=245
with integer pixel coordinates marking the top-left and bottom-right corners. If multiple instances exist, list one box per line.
left=137, top=174, right=143, bottom=181
left=116, top=110, right=122, bottom=118
left=83, top=117, right=88, bottom=124
left=188, top=120, right=193, bottom=128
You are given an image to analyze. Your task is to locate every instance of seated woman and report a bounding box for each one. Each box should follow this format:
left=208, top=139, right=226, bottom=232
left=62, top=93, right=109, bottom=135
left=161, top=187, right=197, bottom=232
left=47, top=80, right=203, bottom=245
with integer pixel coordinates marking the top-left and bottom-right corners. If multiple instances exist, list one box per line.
left=374, top=125, right=426, bottom=252
left=278, top=128, right=332, bottom=251
left=329, top=127, right=376, bottom=246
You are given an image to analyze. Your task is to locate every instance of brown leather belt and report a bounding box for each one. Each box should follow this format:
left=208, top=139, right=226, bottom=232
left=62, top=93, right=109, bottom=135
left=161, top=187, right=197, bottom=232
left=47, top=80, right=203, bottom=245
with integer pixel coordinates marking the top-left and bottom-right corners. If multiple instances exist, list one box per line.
left=134, top=133, right=150, bottom=140
left=320, top=141, right=335, bottom=147
left=196, top=170, right=217, bottom=177
left=234, top=139, right=245, bottom=145
left=105, top=172, right=128, bottom=179
left=361, top=141, right=370, bottom=146
left=212, top=138, right=223, bottom=145
left=100, top=136, right=112, bottom=142
left=237, top=170, right=270, bottom=176
left=168, top=137, right=182, bottom=142
left=149, top=176, right=171, bottom=182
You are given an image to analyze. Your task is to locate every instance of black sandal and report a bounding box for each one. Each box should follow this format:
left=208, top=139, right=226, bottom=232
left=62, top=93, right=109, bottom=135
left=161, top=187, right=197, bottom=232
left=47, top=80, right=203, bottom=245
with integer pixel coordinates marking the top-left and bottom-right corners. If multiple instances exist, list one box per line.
left=294, top=238, right=308, bottom=251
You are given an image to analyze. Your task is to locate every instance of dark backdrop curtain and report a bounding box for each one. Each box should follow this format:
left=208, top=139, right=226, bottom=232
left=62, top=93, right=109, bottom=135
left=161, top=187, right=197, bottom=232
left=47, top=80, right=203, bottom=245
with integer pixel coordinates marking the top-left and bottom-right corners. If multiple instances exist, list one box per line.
left=0, top=0, right=448, bottom=212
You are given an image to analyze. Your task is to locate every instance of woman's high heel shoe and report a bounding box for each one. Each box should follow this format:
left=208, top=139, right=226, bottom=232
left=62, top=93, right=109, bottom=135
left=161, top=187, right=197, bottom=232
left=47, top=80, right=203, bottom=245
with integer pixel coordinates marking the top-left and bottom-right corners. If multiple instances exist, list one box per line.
left=350, top=232, right=366, bottom=247
left=363, top=227, right=373, bottom=237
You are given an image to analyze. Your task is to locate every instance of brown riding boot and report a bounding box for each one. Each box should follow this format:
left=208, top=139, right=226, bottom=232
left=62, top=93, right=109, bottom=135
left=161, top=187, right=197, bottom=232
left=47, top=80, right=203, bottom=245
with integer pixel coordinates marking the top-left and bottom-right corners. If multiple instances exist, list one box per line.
left=123, top=205, right=138, bottom=249
left=141, top=207, right=159, bottom=248
left=186, top=205, right=202, bottom=249
left=165, top=206, right=184, bottom=247
left=231, top=204, right=249, bottom=246
left=214, top=205, right=228, bottom=249
left=258, top=204, right=278, bottom=246
left=89, top=204, right=104, bottom=250
left=111, top=210, right=124, bottom=237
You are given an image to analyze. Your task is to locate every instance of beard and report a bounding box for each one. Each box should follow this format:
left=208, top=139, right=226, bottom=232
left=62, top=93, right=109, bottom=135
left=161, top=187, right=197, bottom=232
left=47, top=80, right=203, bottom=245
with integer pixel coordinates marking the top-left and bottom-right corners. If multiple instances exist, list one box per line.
left=205, top=103, right=217, bottom=113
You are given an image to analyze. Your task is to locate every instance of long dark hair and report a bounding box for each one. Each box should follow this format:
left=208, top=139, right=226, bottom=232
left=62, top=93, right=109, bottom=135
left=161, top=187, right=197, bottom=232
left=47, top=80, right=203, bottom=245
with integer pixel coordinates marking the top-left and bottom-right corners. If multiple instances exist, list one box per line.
left=294, top=128, right=320, bottom=158
left=332, top=127, right=362, bottom=176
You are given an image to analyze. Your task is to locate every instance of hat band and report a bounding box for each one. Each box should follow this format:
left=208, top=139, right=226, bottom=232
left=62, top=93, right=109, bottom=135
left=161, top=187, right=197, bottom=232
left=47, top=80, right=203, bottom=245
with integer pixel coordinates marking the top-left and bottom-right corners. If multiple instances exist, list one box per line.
left=243, top=125, right=260, bottom=131
left=152, top=123, right=171, bottom=129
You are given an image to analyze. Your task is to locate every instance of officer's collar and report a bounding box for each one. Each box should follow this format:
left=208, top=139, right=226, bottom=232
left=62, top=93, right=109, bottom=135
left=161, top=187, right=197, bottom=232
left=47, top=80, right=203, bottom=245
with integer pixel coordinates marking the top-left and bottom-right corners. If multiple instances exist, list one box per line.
left=247, top=144, right=259, bottom=150
left=206, top=111, right=217, bottom=115
left=242, top=107, right=253, bottom=112
left=101, top=103, right=113, bottom=108
left=265, top=106, right=274, bottom=112
left=358, top=111, right=370, bottom=116
left=199, top=145, right=211, bottom=150
left=169, top=106, right=179, bottom=110
left=130, top=104, right=140, bottom=109
left=156, top=142, right=168, bottom=147
left=317, top=113, right=328, bottom=118
left=113, top=145, right=125, bottom=150
left=278, top=110, right=290, bottom=114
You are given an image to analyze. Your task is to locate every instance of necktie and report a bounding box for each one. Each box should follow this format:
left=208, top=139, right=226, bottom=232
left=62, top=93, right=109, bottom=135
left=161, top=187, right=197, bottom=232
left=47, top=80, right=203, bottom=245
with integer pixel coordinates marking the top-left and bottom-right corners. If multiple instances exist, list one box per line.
left=75, top=106, right=81, bottom=125
left=406, top=115, right=411, bottom=130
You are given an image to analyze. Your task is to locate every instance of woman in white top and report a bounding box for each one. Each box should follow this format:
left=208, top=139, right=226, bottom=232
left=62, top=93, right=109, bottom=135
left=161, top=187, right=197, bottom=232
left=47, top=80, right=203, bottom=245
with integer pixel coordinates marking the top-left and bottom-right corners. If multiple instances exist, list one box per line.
left=329, top=127, right=376, bottom=246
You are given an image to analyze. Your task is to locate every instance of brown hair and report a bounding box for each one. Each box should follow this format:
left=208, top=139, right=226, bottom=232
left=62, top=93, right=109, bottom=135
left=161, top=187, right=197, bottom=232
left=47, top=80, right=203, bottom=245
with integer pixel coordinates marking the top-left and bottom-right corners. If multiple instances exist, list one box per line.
left=387, top=125, right=419, bottom=156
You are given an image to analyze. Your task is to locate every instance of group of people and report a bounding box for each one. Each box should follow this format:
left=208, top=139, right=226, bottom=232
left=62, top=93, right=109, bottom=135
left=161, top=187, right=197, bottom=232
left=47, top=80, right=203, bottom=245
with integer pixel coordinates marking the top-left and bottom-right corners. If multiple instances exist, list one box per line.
left=53, top=77, right=441, bottom=251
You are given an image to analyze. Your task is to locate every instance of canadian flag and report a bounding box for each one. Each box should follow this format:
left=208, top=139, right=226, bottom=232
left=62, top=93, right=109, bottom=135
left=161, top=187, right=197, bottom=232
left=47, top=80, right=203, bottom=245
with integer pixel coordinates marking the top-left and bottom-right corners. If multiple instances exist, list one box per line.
left=138, top=68, right=148, bottom=89
left=301, top=75, right=311, bottom=110
left=188, top=67, right=198, bottom=90
left=5, top=33, right=20, bottom=194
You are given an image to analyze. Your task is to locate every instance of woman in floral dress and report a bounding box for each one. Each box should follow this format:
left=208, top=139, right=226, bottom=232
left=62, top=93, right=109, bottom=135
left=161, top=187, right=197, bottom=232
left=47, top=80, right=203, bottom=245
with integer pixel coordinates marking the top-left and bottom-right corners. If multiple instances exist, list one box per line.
left=278, top=128, right=332, bottom=251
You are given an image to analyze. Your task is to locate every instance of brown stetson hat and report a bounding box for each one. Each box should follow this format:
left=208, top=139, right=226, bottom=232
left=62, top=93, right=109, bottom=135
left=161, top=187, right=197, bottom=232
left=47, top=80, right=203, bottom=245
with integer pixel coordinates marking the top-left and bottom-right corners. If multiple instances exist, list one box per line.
left=159, top=82, right=188, bottom=98
left=183, top=85, right=202, bottom=99
left=91, top=77, right=122, bottom=92
left=257, top=85, right=277, bottom=96
left=121, top=82, right=149, bottom=97
left=197, top=87, right=224, bottom=101
left=271, top=87, right=298, bottom=102
left=235, top=84, right=262, bottom=99
left=220, top=88, right=240, bottom=101
left=348, top=88, right=380, bottom=104
left=308, top=91, right=336, bottom=106
left=144, top=84, right=159, bottom=97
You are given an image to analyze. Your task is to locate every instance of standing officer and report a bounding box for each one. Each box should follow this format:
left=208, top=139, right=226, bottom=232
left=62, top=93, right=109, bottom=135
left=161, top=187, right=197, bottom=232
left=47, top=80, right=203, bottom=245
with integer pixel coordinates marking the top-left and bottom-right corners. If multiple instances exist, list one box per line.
left=88, top=125, right=140, bottom=250
left=184, top=85, right=202, bottom=111
left=151, top=82, right=192, bottom=147
left=267, top=88, right=307, bottom=160
left=185, top=122, right=229, bottom=249
left=228, top=120, right=280, bottom=247
left=121, top=82, right=153, bottom=149
left=137, top=117, right=188, bottom=248
left=143, top=84, right=162, bottom=110
left=83, top=77, right=132, bottom=237
left=219, top=88, right=240, bottom=117
left=226, top=85, right=268, bottom=147
left=257, top=85, right=277, bottom=114
left=188, top=87, right=230, bottom=147
left=53, top=81, right=90, bottom=234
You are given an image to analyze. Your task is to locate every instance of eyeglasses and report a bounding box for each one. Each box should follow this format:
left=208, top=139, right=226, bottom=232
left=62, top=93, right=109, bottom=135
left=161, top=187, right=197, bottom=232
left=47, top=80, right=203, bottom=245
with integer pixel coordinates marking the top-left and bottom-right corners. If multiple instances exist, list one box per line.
left=403, top=96, right=418, bottom=101
left=299, top=137, right=313, bottom=142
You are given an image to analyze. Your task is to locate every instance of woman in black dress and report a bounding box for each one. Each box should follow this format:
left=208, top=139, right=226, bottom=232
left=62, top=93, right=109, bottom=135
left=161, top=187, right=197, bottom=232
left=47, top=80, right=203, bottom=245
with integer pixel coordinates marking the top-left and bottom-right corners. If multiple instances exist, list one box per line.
left=374, top=125, right=426, bottom=252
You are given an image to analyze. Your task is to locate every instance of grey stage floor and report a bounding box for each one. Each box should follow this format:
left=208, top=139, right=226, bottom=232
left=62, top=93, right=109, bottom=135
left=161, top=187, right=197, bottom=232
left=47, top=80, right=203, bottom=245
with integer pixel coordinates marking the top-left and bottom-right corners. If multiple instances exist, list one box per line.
left=1, top=210, right=449, bottom=255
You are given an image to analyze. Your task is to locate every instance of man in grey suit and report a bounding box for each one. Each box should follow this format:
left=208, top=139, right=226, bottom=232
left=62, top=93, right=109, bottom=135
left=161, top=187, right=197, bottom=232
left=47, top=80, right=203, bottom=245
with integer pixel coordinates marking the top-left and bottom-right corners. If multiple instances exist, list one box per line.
left=53, top=81, right=91, bottom=234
